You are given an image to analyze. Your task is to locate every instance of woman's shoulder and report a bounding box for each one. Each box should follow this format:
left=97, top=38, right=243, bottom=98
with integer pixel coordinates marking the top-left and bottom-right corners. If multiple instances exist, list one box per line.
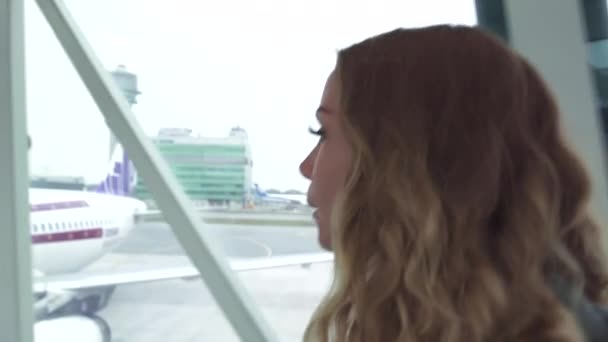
left=547, top=273, right=608, bottom=342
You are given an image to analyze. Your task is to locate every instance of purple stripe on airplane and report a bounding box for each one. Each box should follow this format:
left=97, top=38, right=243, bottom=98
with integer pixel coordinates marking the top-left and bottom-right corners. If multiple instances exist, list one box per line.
left=31, top=228, right=103, bottom=244
left=30, top=200, right=89, bottom=213
left=94, top=143, right=138, bottom=197
left=111, top=175, right=119, bottom=194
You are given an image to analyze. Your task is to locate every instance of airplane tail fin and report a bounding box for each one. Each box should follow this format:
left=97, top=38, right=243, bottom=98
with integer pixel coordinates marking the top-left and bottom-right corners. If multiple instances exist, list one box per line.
left=253, top=183, right=267, bottom=198
left=95, top=144, right=138, bottom=197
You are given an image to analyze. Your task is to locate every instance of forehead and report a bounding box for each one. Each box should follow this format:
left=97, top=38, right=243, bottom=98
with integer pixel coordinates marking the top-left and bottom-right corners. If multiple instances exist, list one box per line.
left=320, top=70, right=340, bottom=110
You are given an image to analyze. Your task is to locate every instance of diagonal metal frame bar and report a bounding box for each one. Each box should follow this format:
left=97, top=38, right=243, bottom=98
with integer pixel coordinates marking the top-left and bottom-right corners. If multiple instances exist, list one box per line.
left=33, top=0, right=278, bottom=340
left=0, top=0, right=34, bottom=341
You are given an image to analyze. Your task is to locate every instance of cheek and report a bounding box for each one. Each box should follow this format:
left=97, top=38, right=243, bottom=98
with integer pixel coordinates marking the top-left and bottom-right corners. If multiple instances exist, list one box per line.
left=312, top=151, right=348, bottom=209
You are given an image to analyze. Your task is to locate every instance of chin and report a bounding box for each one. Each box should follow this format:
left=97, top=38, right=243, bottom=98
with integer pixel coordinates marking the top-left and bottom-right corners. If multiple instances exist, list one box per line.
left=318, top=229, right=333, bottom=251
left=319, top=240, right=332, bottom=251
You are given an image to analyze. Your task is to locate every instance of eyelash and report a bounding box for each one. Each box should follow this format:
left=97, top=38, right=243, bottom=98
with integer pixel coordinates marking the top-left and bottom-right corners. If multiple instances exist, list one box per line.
left=308, top=126, right=326, bottom=139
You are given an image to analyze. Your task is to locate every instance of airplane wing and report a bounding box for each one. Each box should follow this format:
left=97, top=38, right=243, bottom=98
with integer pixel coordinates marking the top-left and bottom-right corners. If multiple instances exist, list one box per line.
left=134, top=210, right=314, bottom=225
left=134, top=210, right=162, bottom=222
left=33, top=252, right=333, bottom=293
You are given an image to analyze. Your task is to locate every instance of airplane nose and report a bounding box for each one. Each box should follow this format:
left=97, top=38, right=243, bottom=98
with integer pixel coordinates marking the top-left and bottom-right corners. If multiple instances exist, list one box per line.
left=132, top=199, right=148, bottom=224
left=133, top=199, right=147, bottom=213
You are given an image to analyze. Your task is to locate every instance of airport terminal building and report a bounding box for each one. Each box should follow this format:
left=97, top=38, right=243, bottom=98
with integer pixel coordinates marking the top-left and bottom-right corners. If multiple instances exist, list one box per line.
left=134, top=127, right=253, bottom=208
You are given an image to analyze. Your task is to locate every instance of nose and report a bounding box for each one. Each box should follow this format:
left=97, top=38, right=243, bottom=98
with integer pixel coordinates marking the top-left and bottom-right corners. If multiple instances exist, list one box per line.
left=299, top=147, right=316, bottom=180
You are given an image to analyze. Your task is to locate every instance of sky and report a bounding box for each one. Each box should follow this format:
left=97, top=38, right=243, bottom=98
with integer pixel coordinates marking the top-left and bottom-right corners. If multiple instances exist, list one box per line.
left=25, top=0, right=477, bottom=192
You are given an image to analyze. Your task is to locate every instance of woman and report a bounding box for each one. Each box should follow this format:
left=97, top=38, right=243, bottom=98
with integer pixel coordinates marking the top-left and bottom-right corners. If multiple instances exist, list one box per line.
left=299, top=25, right=608, bottom=341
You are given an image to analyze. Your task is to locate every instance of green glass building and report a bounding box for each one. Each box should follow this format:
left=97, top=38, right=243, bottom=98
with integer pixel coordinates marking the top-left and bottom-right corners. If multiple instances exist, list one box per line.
left=134, top=127, right=253, bottom=207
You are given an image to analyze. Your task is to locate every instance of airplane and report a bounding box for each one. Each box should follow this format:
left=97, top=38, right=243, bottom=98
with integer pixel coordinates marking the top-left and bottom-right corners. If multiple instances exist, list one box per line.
left=30, top=142, right=145, bottom=276
left=29, top=141, right=333, bottom=342
left=252, top=183, right=302, bottom=207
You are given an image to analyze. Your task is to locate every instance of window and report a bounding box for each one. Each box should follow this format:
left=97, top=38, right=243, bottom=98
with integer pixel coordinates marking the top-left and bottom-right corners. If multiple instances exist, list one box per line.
left=21, top=0, right=478, bottom=340
left=19, top=1, right=608, bottom=342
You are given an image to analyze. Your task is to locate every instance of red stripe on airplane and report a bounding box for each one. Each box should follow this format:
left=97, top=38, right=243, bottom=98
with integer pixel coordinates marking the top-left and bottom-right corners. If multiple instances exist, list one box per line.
left=31, top=228, right=103, bottom=244
left=30, top=200, right=89, bottom=213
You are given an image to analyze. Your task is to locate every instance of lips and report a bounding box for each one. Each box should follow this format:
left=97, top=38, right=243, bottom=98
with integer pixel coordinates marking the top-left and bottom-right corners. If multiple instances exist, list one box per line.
left=313, top=210, right=319, bottom=221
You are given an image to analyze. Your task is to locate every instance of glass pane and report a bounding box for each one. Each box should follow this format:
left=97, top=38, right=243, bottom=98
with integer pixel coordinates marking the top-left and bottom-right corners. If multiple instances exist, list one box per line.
left=27, top=1, right=476, bottom=341
left=585, top=1, right=608, bottom=141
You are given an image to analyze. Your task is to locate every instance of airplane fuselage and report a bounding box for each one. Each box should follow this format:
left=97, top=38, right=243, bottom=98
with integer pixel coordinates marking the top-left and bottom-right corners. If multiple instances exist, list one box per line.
left=29, top=188, right=146, bottom=275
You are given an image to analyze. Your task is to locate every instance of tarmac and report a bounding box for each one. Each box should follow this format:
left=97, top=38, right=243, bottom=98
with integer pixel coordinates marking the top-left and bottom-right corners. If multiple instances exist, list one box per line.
left=90, top=222, right=333, bottom=342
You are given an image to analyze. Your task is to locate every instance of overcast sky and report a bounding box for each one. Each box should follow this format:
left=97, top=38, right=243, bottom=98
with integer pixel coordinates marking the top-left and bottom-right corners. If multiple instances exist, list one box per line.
left=25, top=0, right=477, bottom=192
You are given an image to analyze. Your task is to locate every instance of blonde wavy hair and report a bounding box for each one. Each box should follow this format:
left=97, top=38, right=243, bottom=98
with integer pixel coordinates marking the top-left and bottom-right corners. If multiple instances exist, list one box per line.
left=303, top=25, right=608, bottom=342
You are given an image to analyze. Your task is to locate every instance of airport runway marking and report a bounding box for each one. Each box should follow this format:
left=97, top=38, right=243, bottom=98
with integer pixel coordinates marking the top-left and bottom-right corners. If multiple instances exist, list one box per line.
left=227, top=236, right=273, bottom=257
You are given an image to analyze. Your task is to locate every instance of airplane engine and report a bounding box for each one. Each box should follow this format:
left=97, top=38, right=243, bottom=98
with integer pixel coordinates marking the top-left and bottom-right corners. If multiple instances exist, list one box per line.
left=34, top=314, right=111, bottom=342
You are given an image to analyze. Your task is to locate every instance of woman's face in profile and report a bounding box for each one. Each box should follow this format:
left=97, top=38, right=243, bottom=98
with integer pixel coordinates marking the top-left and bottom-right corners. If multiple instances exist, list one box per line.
left=300, top=70, right=352, bottom=250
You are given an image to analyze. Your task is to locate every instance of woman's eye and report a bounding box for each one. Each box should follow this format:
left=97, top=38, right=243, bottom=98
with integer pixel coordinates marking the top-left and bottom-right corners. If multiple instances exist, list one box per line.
left=308, top=126, right=326, bottom=140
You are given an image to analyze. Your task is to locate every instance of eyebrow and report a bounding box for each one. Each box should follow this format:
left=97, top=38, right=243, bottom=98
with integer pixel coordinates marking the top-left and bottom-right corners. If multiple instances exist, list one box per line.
left=315, top=105, right=332, bottom=120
